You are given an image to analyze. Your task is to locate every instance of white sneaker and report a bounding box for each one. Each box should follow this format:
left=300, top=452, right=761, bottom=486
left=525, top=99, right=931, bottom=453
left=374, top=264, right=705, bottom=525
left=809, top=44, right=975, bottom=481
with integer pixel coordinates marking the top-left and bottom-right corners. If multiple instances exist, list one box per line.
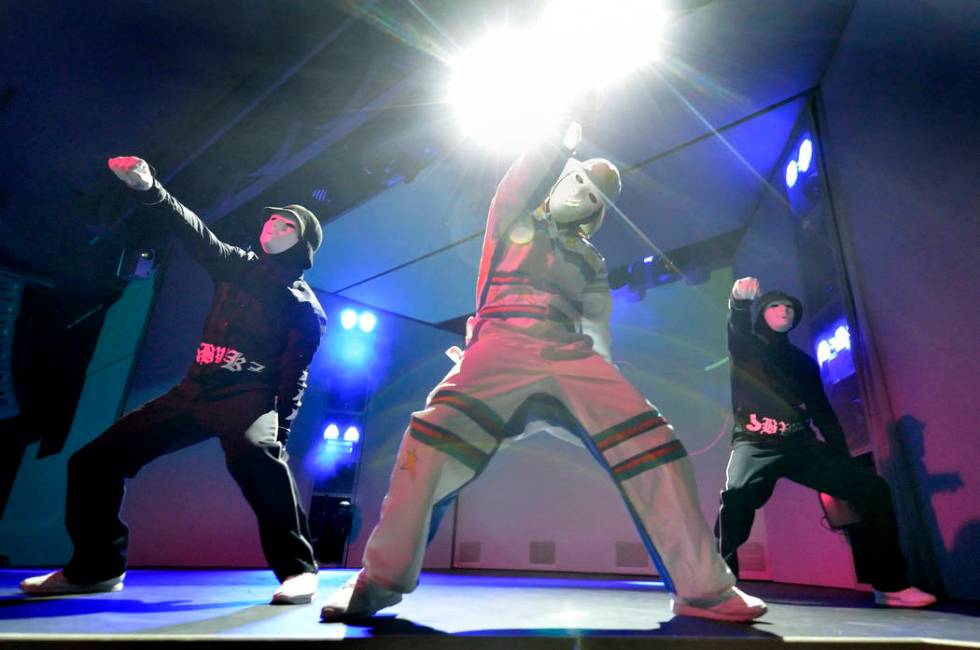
left=320, top=570, right=402, bottom=621
left=271, top=572, right=319, bottom=605
left=874, top=586, right=937, bottom=608
left=671, top=586, right=768, bottom=623
left=20, top=570, right=125, bottom=596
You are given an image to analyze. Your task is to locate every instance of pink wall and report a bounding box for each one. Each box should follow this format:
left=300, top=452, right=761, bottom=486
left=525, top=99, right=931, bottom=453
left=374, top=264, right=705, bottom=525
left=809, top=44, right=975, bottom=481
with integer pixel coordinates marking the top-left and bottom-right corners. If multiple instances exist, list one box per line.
left=819, top=0, right=980, bottom=599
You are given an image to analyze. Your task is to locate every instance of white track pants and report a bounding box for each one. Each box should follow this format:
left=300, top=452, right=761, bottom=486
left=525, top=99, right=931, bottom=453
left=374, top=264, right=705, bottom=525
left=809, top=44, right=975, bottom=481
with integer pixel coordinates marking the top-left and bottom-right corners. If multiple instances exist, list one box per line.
left=362, top=320, right=734, bottom=599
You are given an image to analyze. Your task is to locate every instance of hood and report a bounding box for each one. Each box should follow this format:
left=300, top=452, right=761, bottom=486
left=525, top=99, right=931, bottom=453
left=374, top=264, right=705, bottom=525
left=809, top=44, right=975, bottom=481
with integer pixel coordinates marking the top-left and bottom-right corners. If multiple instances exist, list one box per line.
left=753, top=290, right=803, bottom=341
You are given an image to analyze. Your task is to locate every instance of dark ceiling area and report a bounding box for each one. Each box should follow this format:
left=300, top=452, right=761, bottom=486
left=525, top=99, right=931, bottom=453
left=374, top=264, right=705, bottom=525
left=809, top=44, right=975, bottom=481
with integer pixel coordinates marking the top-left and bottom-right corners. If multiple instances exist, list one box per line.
left=0, top=0, right=855, bottom=326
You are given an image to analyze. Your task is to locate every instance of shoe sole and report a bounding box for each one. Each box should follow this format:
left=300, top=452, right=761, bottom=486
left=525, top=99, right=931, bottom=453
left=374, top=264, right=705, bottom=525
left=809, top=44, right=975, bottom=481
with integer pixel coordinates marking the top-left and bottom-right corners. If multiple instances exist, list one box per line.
left=875, top=598, right=937, bottom=608
left=271, top=592, right=316, bottom=605
left=21, top=582, right=124, bottom=596
left=672, top=603, right=768, bottom=623
left=320, top=593, right=402, bottom=622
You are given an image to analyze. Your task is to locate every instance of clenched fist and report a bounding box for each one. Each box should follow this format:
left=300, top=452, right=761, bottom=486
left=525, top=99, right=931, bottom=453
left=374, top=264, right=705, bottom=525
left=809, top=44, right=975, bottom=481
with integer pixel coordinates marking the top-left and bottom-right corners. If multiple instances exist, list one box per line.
left=108, top=156, right=153, bottom=191
left=731, top=277, right=761, bottom=301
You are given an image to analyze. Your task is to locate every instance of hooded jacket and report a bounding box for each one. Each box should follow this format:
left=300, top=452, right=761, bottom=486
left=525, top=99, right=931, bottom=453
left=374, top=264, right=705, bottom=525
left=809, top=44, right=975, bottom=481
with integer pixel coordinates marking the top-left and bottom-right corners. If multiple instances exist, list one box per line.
left=727, top=290, right=846, bottom=448
left=136, top=181, right=326, bottom=438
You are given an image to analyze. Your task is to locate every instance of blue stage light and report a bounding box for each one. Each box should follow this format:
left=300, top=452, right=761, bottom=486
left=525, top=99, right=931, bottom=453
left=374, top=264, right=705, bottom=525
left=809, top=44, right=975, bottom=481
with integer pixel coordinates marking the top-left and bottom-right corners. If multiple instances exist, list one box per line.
left=785, top=160, right=798, bottom=188
left=323, top=424, right=340, bottom=440
left=797, top=138, right=813, bottom=173
left=340, top=309, right=358, bottom=330
left=815, top=322, right=854, bottom=385
left=343, top=426, right=360, bottom=443
left=358, top=311, right=377, bottom=333
left=816, top=340, right=832, bottom=366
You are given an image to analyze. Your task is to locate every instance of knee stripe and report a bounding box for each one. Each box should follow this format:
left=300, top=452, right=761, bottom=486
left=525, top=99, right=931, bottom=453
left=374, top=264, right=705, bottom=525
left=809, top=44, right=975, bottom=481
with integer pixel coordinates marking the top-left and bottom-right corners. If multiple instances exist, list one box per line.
left=611, top=439, right=687, bottom=482
left=592, top=410, right=668, bottom=452
left=429, top=389, right=506, bottom=440
left=409, top=417, right=490, bottom=473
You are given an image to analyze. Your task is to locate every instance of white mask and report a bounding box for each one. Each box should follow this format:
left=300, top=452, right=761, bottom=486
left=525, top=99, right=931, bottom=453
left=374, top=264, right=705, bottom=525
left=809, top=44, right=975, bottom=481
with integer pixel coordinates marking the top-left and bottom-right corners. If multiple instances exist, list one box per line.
left=763, top=301, right=795, bottom=333
left=547, top=158, right=604, bottom=234
left=260, top=213, right=300, bottom=255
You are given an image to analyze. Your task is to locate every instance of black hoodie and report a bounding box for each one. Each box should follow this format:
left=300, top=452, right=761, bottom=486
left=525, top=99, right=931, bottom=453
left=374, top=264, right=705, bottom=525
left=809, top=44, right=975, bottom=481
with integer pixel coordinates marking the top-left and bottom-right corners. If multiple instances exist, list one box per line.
left=136, top=181, right=327, bottom=437
left=727, top=290, right=846, bottom=448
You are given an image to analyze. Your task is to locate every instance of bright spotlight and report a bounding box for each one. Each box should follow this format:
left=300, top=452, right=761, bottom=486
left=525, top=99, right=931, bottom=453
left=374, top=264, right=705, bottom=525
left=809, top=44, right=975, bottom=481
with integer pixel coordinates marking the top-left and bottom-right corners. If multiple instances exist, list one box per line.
left=816, top=340, right=832, bottom=366
left=449, top=2, right=666, bottom=152
left=323, top=424, right=340, bottom=440
left=797, top=138, right=814, bottom=173
left=340, top=309, right=358, bottom=330
left=343, top=426, right=360, bottom=443
left=358, top=311, right=377, bottom=333
left=538, top=0, right=666, bottom=87
left=449, top=28, right=569, bottom=153
left=785, top=160, right=798, bottom=188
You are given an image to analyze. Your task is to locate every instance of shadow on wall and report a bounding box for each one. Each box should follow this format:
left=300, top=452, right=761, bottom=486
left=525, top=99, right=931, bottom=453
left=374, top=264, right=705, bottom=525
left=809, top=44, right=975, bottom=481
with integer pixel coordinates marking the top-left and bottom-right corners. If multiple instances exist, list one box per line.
left=886, top=415, right=964, bottom=596
left=949, top=520, right=980, bottom=600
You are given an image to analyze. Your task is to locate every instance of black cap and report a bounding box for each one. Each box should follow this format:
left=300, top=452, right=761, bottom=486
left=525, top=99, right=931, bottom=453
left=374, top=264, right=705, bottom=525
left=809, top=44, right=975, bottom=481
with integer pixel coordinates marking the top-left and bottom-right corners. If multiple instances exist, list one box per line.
left=263, top=205, right=322, bottom=253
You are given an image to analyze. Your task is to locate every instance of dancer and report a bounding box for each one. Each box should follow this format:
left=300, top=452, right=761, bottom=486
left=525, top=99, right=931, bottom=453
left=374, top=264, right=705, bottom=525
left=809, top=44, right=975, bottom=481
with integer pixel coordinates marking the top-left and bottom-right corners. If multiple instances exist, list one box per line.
left=716, top=276, right=936, bottom=608
left=21, top=156, right=325, bottom=604
left=320, top=124, right=767, bottom=623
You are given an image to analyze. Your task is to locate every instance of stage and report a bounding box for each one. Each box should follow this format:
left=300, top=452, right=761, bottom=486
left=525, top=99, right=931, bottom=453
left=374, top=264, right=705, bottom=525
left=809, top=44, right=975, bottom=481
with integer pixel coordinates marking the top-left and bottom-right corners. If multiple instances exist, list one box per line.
left=0, top=569, right=977, bottom=648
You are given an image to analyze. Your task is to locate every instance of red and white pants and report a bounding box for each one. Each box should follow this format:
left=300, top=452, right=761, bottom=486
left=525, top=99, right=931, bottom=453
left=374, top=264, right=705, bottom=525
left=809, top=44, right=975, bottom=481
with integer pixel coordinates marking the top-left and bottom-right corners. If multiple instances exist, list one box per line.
left=362, top=319, right=734, bottom=599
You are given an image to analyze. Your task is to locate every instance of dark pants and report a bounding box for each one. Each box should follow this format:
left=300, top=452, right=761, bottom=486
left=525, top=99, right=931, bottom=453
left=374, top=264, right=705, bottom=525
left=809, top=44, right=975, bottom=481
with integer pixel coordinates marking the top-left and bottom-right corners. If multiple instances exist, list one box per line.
left=63, top=381, right=317, bottom=584
left=716, top=438, right=909, bottom=592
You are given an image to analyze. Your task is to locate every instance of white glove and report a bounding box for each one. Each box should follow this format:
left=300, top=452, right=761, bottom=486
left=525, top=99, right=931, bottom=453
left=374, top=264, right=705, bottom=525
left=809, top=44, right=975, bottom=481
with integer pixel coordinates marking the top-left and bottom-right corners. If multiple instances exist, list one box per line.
left=731, top=277, right=761, bottom=301
left=108, top=156, right=153, bottom=191
left=562, top=121, right=582, bottom=152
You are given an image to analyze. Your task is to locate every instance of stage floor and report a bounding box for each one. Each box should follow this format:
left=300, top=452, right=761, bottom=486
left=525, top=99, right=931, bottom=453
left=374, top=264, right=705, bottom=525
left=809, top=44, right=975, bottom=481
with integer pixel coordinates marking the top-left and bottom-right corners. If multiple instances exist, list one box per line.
left=0, top=568, right=977, bottom=648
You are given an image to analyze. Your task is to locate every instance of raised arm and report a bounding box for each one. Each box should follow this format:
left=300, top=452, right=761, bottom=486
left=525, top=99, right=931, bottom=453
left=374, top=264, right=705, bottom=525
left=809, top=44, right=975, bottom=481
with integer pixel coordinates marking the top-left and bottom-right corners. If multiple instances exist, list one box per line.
left=108, top=156, right=247, bottom=273
left=487, top=123, right=580, bottom=238
left=728, top=276, right=761, bottom=358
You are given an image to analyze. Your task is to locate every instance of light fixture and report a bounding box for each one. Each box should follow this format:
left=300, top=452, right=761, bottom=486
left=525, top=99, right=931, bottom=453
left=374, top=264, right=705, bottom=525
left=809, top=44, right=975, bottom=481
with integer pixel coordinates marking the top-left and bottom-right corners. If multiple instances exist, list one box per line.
left=343, top=426, right=360, bottom=443
left=358, top=311, right=377, bottom=333
left=797, top=138, right=813, bottom=173
left=785, top=160, right=799, bottom=189
left=448, top=2, right=667, bottom=152
left=340, top=309, right=358, bottom=330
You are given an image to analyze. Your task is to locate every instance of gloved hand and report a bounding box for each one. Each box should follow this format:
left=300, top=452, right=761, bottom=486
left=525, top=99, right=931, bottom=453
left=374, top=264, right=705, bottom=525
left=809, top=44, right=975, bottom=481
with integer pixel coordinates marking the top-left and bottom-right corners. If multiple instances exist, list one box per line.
left=108, top=156, right=153, bottom=191
left=562, top=121, right=582, bottom=152
left=731, top=277, right=762, bottom=301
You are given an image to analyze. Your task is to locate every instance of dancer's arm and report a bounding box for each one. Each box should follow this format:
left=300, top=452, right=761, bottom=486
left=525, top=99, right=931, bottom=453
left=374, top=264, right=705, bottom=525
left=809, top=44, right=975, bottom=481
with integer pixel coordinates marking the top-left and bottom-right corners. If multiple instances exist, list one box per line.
left=728, top=276, right=760, bottom=358
left=487, top=122, right=580, bottom=237
left=108, top=156, right=247, bottom=273
left=805, top=360, right=849, bottom=452
left=275, top=300, right=324, bottom=445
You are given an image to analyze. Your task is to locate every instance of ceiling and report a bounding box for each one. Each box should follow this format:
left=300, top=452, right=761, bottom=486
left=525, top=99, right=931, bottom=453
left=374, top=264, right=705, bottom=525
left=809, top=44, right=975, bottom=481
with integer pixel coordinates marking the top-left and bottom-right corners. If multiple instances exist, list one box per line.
left=0, top=0, right=856, bottom=325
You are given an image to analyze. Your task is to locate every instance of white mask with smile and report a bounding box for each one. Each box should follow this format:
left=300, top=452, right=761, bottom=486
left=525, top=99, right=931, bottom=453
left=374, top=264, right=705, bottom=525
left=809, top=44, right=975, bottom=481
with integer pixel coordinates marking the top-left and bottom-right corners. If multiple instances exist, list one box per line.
left=547, top=158, right=604, bottom=230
